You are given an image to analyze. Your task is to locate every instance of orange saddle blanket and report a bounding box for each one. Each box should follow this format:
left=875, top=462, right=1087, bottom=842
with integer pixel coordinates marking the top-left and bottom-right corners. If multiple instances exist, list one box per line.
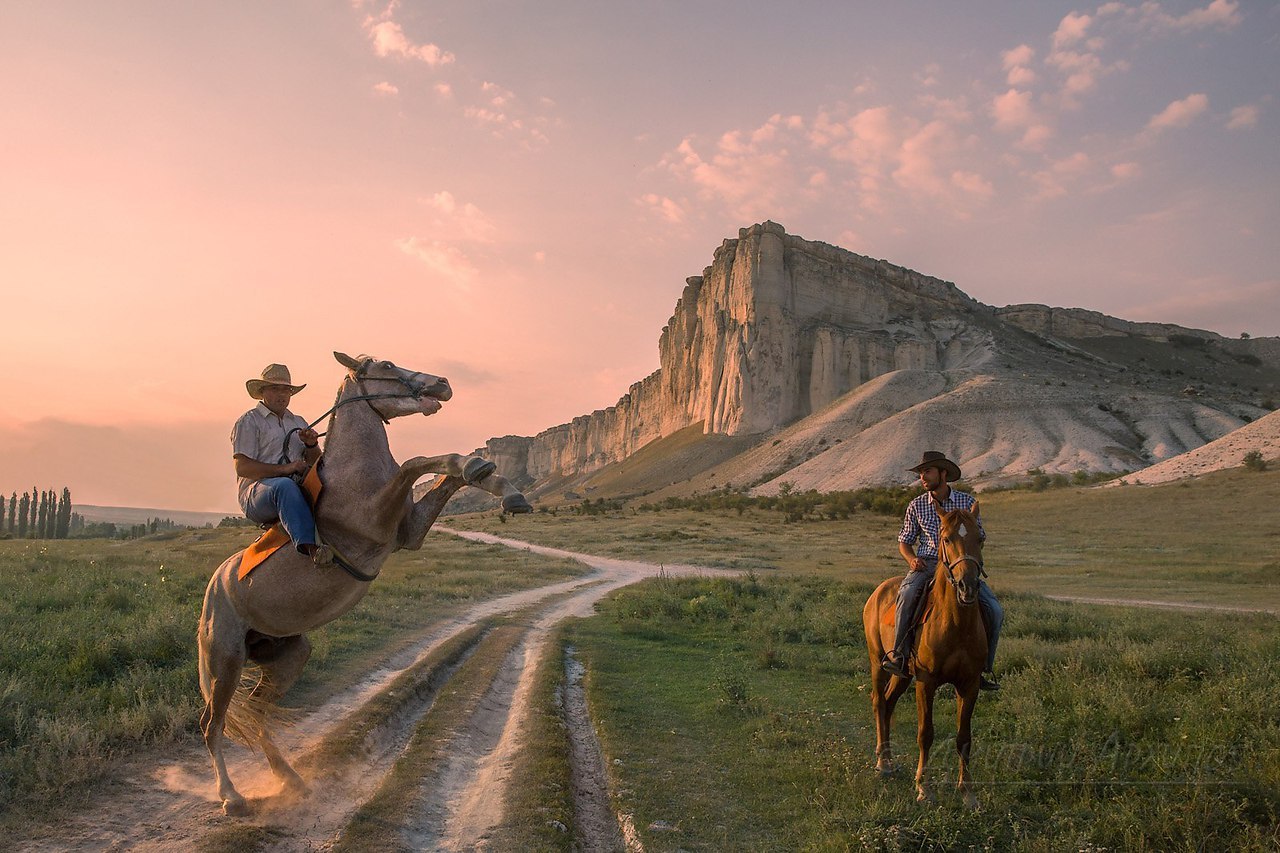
left=238, top=463, right=323, bottom=580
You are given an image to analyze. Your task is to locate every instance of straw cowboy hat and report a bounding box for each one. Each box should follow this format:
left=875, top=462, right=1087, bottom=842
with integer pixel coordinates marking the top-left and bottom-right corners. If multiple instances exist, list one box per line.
left=246, top=364, right=306, bottom=399
left=909, top=450, right=962, bottom=482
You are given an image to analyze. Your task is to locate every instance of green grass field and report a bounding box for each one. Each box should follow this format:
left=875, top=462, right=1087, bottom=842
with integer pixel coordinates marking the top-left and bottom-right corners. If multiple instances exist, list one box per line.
left=554, top=575, right=1278, bottom=850
left=448, top=464, right=1280, bottom=611
left=457, top=465, right=1280, bottom=850
left=3, top=463, right=1277, bottom=848
left=0, top=527, right=587, bottom=838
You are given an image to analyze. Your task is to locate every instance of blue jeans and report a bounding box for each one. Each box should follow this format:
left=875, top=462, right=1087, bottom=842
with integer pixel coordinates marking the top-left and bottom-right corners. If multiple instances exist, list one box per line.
left=240, top=477, right=317, bottom=554
left=891, top=562, right=1002, bottom=672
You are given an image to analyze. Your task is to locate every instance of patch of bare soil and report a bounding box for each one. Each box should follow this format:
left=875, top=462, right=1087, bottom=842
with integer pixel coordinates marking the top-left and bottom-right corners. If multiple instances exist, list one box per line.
left=561, top=647, right=627, bottom=852
left=20, top=532, right=723, bottom=852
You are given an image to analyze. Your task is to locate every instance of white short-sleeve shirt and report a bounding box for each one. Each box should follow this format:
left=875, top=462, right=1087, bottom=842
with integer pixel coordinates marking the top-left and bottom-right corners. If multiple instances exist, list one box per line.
left=230, top=403, right=309, bottom=503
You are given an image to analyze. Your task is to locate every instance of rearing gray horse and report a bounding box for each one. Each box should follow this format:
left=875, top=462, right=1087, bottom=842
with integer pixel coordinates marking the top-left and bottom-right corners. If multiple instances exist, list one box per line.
left=197, top=351, right=531, bottom=816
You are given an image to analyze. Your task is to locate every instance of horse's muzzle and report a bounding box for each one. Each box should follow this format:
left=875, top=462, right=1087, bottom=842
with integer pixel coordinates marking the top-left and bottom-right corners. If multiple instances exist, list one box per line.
left=423, top=379, right=452, bottom=402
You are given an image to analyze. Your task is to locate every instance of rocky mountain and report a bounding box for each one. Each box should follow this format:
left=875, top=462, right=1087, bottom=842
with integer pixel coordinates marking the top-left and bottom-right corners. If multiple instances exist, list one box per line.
left=464, top=222, right=1278, bottom=503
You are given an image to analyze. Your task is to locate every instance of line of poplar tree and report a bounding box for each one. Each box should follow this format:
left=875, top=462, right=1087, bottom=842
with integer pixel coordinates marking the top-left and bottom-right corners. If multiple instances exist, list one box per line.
left=0, top=486, right=81, bottom=539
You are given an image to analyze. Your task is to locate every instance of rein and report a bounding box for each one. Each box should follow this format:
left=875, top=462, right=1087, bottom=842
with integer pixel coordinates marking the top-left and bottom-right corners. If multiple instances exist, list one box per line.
left=271, top=360, right=442, bottom=584
left=279, top=363, right=438, bottom=462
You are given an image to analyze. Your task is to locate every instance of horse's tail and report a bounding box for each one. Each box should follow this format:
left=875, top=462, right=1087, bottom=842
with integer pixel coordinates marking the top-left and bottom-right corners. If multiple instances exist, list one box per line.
left=197, top=560, right=292, bottom=749
left=220, top=663, right=289, bottom=749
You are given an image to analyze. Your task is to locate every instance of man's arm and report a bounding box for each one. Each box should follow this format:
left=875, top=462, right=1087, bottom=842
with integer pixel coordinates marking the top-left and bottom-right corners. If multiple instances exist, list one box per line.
left=897, top=500, right=926, bottom=572
left=899, top=541, right=926, bottom=572
left=234, top=454, right=308, bottom=482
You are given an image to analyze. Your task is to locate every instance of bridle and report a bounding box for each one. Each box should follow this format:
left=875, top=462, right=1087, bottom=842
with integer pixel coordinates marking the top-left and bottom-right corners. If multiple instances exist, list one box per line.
left=933, top=502, right=987, bottom=602
left=279, top=360, right=447, bottom=462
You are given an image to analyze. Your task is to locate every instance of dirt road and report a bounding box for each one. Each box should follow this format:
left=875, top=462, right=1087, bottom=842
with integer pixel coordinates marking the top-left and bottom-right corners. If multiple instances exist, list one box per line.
left=23, top=531, right=724, bottom=852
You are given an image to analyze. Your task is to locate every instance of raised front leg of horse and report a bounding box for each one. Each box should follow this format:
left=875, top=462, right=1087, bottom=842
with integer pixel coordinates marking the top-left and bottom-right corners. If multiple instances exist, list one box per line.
left=391, top=453, right=531, bottom=516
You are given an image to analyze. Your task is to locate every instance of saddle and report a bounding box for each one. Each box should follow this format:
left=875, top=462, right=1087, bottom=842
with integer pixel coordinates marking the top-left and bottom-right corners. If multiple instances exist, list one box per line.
left=880, top=575, right=937, bottom=629
left=237, top=462, right=324, bottom=580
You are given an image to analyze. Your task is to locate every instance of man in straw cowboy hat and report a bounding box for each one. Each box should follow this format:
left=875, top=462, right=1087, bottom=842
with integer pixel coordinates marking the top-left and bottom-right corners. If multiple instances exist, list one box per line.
left=231, top=363, right=332, bottom=565
left=882, top=450, right=1003, bottom=690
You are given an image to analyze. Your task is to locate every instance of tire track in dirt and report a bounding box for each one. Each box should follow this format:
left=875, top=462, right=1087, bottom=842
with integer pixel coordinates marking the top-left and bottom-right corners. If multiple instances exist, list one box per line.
left=20, top=531, right=724, bottom=852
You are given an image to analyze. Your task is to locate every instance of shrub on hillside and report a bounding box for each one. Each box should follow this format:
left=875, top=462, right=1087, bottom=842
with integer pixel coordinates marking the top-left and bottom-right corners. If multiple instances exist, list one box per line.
left=1243, top=450, right=1267, bottom=472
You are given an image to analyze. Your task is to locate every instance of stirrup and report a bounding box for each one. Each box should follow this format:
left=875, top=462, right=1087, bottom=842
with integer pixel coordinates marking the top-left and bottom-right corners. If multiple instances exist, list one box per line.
left=881, top=653, right=910, bottom=678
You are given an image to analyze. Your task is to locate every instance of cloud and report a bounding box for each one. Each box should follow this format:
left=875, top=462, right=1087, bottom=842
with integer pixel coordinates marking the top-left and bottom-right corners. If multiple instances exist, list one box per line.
left=1020, top=124, right=1054, bottom=150
left=951, top=170, right=994, bottom=199
left=1002, top=45, right=1036, bottom=86
left=1147, top=93, right=1208, bottom=131
left=1227, top=104, right=1258, bottom=130
left=394, top=237, right=477, bottom=287
left=434, top=82, right=453, bottom=98
left=362, top=15, right=454, bottom=66
left=1140, top=0, right=1242, bottom=32
left=460, top=82, right=552, bottom=146
left=1052, top=12, right=1093, bottom=50
left=638, top=193, right=686, bottom=224
left=1111, top=161, right=1140, bottom=180
left=421, top=191, right=497, bottom=242
left=661, top=113, right=811, bottom=221
left=373, top=81, right=399, bottom=96
left=992, top=89, right=1035, bottom=130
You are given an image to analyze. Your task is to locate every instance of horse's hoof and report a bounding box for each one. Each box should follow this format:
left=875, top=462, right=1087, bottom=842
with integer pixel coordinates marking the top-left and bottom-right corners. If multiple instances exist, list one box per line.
left=502, top=494, right=534, bottom=514
left=962, top=793, right=980, bottom=811
left=915, top=790, right=936, bottom=806
left=463, top=457, right=496, bottom=485
left=280, top=777, right=310, bottom=801
left=874, top=763, right=897, bottom=778
left=222, top=795, right=250, bottom=817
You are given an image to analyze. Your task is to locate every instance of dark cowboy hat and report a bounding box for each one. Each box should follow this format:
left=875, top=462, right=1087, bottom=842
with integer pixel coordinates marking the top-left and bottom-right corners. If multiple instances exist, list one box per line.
left=908, top=450, right=962, bottom=482
left=246, top=363, right=306, bottom=399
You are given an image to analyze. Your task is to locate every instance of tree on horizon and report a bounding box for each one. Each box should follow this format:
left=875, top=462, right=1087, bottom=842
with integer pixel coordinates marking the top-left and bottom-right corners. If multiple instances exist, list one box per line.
left=17, top=492, right=29, bottom=538
left=56, top=487, right=72, bottom=539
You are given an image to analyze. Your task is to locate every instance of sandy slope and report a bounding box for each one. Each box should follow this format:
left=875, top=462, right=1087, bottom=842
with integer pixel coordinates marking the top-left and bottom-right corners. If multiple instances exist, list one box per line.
left=1107, top=408, right=1280, bottom=486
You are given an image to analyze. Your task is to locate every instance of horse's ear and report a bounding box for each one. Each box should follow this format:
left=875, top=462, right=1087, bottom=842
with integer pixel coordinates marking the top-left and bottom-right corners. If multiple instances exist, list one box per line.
left=334, top=351, right=361, bottom=371
left=971, top=500, right=980, bottom=516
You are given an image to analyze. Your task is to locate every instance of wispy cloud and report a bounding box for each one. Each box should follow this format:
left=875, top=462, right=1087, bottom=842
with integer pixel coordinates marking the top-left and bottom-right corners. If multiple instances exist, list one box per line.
left=639, top=193, right=687, bottom=224
left=360, top=2, right=455, bottom=67
left=354, top=2, right=553, bottom=148
left=420, top=191, right=497, bottom=243
left=394, top=237, right=477, bottom=287
left=1002, top=44, right=1037, bottom=86
left=1147, top=93, right=1209, bottom=132
left=1226, top=104, right=1258, bottom=130
left=372, top=80, right=399, bottom=96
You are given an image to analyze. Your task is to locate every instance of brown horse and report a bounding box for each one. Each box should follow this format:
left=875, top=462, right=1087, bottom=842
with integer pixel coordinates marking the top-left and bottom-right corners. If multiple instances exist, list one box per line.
left=198, top=352, right=531, bottom=815
left=862, top=503, right=987, bottom=807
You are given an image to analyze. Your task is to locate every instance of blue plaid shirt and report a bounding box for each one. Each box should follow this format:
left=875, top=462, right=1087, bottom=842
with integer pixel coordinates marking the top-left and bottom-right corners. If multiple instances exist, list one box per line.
left=898, top=489, right=985, bottom=561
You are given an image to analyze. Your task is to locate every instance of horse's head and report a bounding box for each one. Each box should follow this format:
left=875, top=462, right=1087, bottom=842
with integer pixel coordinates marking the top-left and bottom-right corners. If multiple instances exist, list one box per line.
left=938, top=503, right=984, bottom=607
left=334, top=351, right=452, bottom=420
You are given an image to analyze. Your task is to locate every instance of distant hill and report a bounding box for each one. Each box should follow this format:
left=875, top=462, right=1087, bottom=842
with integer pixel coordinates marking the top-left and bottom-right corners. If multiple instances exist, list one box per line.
left=74, top=505, right=233, bottom=528
left=445, top=221, right=1277, bottom=507
left=1108, top=408, right=1280, bottom=487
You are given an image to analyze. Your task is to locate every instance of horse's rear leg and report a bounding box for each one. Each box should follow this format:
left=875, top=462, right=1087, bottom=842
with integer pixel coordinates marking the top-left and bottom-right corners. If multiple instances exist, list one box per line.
left=199, top=631, right=249, bottom=816
left=914, top=681, right=938, bottom=804
left=247, top=634, right=312, bottom=796
left=870, top=667, right=911, bottom=776
left=956, top=681, right=981, bottom=810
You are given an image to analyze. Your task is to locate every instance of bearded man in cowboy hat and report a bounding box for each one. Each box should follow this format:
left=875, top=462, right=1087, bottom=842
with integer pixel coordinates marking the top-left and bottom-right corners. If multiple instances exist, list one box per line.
left=882, top=450, right=1003, bottom=690
left=230, top=364, right=331, bottom=565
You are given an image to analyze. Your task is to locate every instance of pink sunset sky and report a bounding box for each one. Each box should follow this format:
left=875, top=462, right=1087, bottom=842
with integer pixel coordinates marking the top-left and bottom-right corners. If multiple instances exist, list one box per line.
left=1, top=0, right=1276, bottom=512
